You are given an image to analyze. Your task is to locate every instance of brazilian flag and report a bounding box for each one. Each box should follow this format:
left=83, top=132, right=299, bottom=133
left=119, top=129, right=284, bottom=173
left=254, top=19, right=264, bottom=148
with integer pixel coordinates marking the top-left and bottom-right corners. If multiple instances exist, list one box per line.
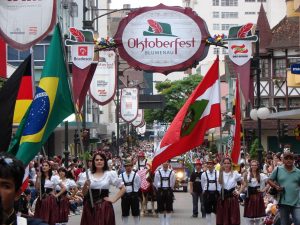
left=8, top=25, right=74, bottom=165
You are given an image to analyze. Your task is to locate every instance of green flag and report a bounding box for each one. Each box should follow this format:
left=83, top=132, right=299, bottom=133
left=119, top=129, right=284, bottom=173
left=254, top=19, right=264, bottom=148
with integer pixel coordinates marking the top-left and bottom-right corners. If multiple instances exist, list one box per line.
left=8, top=25, right=74, bottom=165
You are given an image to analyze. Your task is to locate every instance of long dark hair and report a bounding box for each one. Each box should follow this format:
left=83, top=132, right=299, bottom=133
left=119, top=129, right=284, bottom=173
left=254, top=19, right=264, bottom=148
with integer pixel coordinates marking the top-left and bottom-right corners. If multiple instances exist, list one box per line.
left=91, top=152, right=109, bottom=173
left=218, top=157, right=232, bottom=185
left=248, top=159, right=260, bottom=183
left=41, top=161, right=52, bottom=194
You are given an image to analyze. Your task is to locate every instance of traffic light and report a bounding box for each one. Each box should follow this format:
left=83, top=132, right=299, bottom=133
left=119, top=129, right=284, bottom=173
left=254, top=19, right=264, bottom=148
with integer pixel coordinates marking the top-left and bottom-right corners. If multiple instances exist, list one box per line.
left=281, top=123, right=289, bottom=136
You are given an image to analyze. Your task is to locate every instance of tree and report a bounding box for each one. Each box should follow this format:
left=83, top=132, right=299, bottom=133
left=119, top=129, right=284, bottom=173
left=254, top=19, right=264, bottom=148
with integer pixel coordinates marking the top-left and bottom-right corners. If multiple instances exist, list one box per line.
left=144, top=74, right=203, bottom=124
left=250, top=138, right=259, bottom=160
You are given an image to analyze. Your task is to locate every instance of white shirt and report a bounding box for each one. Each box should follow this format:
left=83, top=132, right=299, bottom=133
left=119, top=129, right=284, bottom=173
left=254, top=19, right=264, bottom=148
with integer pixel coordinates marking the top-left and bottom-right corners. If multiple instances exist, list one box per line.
left=220, top=171, right=242, bottom=190
left=135, top=159, right=148, bottom=171
left=119, top=171, right=141, bottom=193
left=56, top=178, right=76, bottom=191
left=81, top=170, right=123, bottom=189
left=201, top=169, right=220, bottom=191
left=154, top=168, right=176, bottom=189
left=247, top=173, right=268, bottom=189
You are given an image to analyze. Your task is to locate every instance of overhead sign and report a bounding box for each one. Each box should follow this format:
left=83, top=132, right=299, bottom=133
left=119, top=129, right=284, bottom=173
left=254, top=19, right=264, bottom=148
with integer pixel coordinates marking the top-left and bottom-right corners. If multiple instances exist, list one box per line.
left=120, top=88, right=139, bottom=122
left=114, top=4, right=210, bottom=74
left=132, top=109, right=144, bottom=127
left=0, top=0, right=56, bottom=50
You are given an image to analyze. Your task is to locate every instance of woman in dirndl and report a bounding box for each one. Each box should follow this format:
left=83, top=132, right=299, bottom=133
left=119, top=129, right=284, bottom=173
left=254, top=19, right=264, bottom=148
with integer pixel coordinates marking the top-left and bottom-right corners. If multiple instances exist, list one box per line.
left=80, top=152, right=126, bottom=225
left=34, top=161, right=66, bottom=225
left=216, top=157, right=245, bottom=225
left=243, top=160, right=269, bottom=225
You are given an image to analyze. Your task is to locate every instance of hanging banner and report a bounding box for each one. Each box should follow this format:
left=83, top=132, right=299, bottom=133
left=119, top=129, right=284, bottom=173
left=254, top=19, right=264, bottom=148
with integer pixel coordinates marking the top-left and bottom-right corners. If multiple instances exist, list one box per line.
left=90, top=51, right=117, bottom=105
left=120, top=88, right=139, bottom=122
left=136, top=122, right=146, bottom=135
left=0, top=0, right=56, bottom=50
left=65, top=28, right=95, bottom=69
left=132, top=109, right=144, bottom=127
left=114, top=4, right=210, bottom=74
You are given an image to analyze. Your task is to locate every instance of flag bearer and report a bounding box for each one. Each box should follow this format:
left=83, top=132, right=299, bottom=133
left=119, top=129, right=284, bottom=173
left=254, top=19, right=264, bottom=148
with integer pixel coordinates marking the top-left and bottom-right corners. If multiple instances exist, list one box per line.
left=201, top=157, right=220, bottom=225
left=154, top=160, right=176, bottom=225
left=119, top=158, right=141, bottom=225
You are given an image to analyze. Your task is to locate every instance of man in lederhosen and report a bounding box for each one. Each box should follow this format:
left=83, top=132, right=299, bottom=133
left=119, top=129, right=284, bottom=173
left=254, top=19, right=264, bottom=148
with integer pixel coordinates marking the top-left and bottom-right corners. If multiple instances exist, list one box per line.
left=189, top=158, right=206, bottom=218
left=201, top=157, right=220, bottom=225
left=119, top=158, right=141, bottom=225
left=154, top=160, right=176, bottom=225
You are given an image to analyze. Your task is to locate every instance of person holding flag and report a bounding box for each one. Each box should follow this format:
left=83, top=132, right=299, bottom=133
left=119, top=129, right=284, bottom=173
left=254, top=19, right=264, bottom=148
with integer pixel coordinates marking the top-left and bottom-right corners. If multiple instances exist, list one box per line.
left=153, top=160, right=176, bottom=225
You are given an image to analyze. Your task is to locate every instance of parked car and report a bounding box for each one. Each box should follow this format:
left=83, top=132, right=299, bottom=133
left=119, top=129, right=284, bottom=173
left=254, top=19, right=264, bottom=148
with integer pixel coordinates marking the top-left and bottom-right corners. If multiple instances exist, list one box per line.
left=169, top=157, right=188, bottom=192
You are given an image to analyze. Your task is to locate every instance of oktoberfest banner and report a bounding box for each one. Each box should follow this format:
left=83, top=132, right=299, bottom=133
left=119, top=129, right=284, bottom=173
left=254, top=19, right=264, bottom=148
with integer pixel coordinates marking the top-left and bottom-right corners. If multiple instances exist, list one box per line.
left=136, top=122, right=146, bottom=135
left=0, top=0, right=56, bottom=50
left=90, top=51, right=117, bottom=105
left=120, top=88, right=139, bottom=122
left=131, top=109, right=144, bottom=127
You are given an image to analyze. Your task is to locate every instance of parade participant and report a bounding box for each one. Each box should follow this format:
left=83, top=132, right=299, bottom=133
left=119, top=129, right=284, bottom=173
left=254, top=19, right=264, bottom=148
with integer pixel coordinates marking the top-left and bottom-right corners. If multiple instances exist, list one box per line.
left=267, top=151, right=300, bottom=225
left=135, top=151, right=147, bottom=171
left=201, top=157, right=220, bottom=225
left=34, top=161, right=66, bottom=225
left=243, top=160, right=269, bottom=225
left=153, top=160, right=176, bottom=225
left=0, top=152, right=48, bottom=225
left=119, top=158, right=141, bottom=225
left=216, top=157, right=245, bottom=225
left=189, top=159, right=205, bottom=218
left=80, top=152, right=126, bottom=225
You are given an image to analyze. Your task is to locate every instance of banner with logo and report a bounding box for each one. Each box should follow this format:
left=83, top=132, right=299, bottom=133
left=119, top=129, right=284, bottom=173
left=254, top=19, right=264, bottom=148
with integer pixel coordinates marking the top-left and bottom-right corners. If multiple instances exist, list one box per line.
left=0, top=0, right=56, bottom=50
left=90, top=51, right=117, bottom=105
left=114, top=4, right=210, bottom=74
left=120, top=88, right=139, bottom=122
left=228, top=41, right=252, bottom=66
left=136, top=122, right=146, bottom=135
left=131, top=109, right=144, bottom=127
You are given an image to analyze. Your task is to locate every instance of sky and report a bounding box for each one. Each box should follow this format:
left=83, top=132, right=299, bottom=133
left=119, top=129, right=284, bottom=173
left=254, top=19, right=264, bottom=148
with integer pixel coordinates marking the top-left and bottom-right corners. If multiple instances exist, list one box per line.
left=110, top=0, right=182, bottom=9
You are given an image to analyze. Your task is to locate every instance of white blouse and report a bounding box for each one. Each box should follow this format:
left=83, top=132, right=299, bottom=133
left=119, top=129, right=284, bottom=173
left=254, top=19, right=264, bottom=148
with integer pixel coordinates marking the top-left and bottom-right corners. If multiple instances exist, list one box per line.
left=247, top=173, right=268, bottom=189
left=220, top=171, right=242, bottom=190
left=56, top=178, right=76, bottom=191
left=44, top=175, right=61, bottom=189
left=81, top=170, right=123, bottom=189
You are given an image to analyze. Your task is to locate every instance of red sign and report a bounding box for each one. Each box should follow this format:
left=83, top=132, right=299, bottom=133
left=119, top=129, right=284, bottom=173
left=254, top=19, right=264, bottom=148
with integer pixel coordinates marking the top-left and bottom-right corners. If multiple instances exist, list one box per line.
left=114, top=4, right=210, bottom=75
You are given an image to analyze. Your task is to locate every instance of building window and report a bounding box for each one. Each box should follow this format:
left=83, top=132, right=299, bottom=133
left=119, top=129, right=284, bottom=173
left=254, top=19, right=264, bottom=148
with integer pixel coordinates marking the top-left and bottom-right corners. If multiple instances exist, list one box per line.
left=288, top=58, right=300, bottom=68
left=221, top=12, right=238, bottom=18
left=274, top=58, right=286, bottom=78
left=245, top=12, right=256, bottom=15
left=289, top=98, right=300, bottom=108
left=213, top=48, right=220, bottom=55
left=213, top=11, right=219, bottom=18
left=260, top=58, right=269, bottom=78
left=213, top=24, right=220, bottom=30
left=221, top=24, right=238, bottom=30
left=213, top=0, right=219, bottom=6
left=221, top=0, right=238, bottom=6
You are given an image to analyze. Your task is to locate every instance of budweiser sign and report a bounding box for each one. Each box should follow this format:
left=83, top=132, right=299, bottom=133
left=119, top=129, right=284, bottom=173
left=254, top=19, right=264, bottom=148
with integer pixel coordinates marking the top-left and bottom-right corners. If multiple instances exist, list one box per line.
left=115, top=4, right=210, bottom=74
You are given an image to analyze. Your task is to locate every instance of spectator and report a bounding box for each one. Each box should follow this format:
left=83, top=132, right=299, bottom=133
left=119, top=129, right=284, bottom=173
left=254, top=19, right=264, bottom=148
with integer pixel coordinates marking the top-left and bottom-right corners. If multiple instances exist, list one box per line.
left=267, top=151, right=300, bottom=225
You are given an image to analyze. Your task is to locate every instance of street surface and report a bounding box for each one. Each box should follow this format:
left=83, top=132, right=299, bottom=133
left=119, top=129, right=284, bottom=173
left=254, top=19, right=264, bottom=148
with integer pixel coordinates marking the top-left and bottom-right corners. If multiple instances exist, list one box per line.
left=68, top=187, right=247, bottom=225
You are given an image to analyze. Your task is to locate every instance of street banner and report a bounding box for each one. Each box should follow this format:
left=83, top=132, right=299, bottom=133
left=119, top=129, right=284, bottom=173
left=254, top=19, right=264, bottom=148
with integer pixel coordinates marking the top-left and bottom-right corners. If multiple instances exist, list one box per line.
left=136, top=122, right=146, bottom=135
left=0, top=0, right=56, bottom=50
left=90, top=51, right=117, bottom=105
left=115, top=4, right=210, bottom=74
left=228, top=40, right=253, bottom=66
left=120, top=88, right=139, bottom=122
left=132, top=109, right=144, bottom=127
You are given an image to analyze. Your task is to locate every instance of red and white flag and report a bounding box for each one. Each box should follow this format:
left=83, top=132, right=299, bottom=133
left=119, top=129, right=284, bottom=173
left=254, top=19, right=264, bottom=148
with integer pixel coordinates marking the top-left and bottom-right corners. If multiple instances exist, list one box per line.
left=231, top=78, right=241, bottom=164
left=152, top=58, right=221, bottom=172
left=21, top=165, right=29, bottom=192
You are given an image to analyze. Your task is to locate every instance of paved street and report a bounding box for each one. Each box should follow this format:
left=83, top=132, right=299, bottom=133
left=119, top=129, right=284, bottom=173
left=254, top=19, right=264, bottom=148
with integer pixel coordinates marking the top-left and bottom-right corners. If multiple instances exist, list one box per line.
left=68, top=188, right=247, bottom=225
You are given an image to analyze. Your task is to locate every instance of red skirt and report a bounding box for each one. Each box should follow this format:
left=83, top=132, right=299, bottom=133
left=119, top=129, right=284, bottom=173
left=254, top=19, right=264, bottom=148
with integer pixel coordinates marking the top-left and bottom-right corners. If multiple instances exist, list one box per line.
left=57, top=195, right=70, bottom=222
left=80, top=199, right=115, bottom=225
left=34, top=195, right=59, bottom=225
left=244, top=192, right=266, bottom=218
left=216, top=196, right=240, bottom=225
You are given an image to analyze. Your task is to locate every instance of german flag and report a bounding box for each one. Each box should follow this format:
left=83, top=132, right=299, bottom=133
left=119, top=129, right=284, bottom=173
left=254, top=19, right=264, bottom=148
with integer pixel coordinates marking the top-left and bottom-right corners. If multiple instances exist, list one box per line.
left=13, top=58, right=33, bottom=124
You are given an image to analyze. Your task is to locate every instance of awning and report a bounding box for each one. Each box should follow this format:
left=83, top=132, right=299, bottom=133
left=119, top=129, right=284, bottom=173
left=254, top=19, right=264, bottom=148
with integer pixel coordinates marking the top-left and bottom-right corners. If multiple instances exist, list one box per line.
left=267, top=109, right=300, bottom=119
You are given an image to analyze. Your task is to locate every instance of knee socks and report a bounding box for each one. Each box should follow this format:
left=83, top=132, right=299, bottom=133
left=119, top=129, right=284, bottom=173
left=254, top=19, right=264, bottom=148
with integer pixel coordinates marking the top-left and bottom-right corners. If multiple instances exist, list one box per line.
left=133, top=216, right=140, bottom=225
left=122, top=216, right=129, bottom=225
left=206, top=213, right=212, bottom=225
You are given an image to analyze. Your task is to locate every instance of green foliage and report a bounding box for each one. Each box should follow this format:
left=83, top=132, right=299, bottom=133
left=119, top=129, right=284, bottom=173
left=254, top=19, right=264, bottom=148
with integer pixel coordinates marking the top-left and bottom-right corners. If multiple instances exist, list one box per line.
left=210, top=143, right=218, bottom=155
left=250, top=138, right=259, bottom=160
left=144, top=74, right=203, bottom=124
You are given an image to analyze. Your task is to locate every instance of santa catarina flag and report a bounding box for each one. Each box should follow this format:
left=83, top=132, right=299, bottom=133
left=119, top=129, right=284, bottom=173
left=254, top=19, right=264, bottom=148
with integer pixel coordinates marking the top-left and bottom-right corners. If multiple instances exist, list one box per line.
left=0, top=55, right=32, bottom=152
left=8, top=25, right=74, bottom=165
left=152, top=58, right=221, bottom=172
left=231, top=78, right=241, bottom=164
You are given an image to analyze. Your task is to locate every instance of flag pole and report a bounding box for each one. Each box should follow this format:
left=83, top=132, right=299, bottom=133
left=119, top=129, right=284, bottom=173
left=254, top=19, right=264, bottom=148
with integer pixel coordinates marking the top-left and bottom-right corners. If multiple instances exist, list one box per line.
left=57, top=23, right=94, bottom=208
left=217, top=55, right=223, bottom=157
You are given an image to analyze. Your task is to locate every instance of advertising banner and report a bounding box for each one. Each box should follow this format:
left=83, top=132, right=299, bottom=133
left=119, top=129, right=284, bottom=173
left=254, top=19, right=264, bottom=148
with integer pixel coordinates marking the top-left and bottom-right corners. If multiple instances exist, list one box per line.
left=90, top=51, right=117, bottom=105
left=0, top=0, right=56, bottom=50
left=120, top=88, right=139, bottom=122
left=132, top=109, right=144, bottom=127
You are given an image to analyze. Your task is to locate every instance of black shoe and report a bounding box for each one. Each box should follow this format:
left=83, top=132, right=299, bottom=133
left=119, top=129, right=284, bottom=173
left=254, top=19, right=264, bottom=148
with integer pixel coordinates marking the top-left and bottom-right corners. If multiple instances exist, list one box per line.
left=192, top=214, right=198, bottom=218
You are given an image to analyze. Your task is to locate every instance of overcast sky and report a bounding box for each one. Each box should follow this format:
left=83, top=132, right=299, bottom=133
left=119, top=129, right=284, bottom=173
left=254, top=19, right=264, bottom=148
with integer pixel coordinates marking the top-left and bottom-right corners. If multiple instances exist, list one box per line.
left=110, top=0, right=182, bottom=9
